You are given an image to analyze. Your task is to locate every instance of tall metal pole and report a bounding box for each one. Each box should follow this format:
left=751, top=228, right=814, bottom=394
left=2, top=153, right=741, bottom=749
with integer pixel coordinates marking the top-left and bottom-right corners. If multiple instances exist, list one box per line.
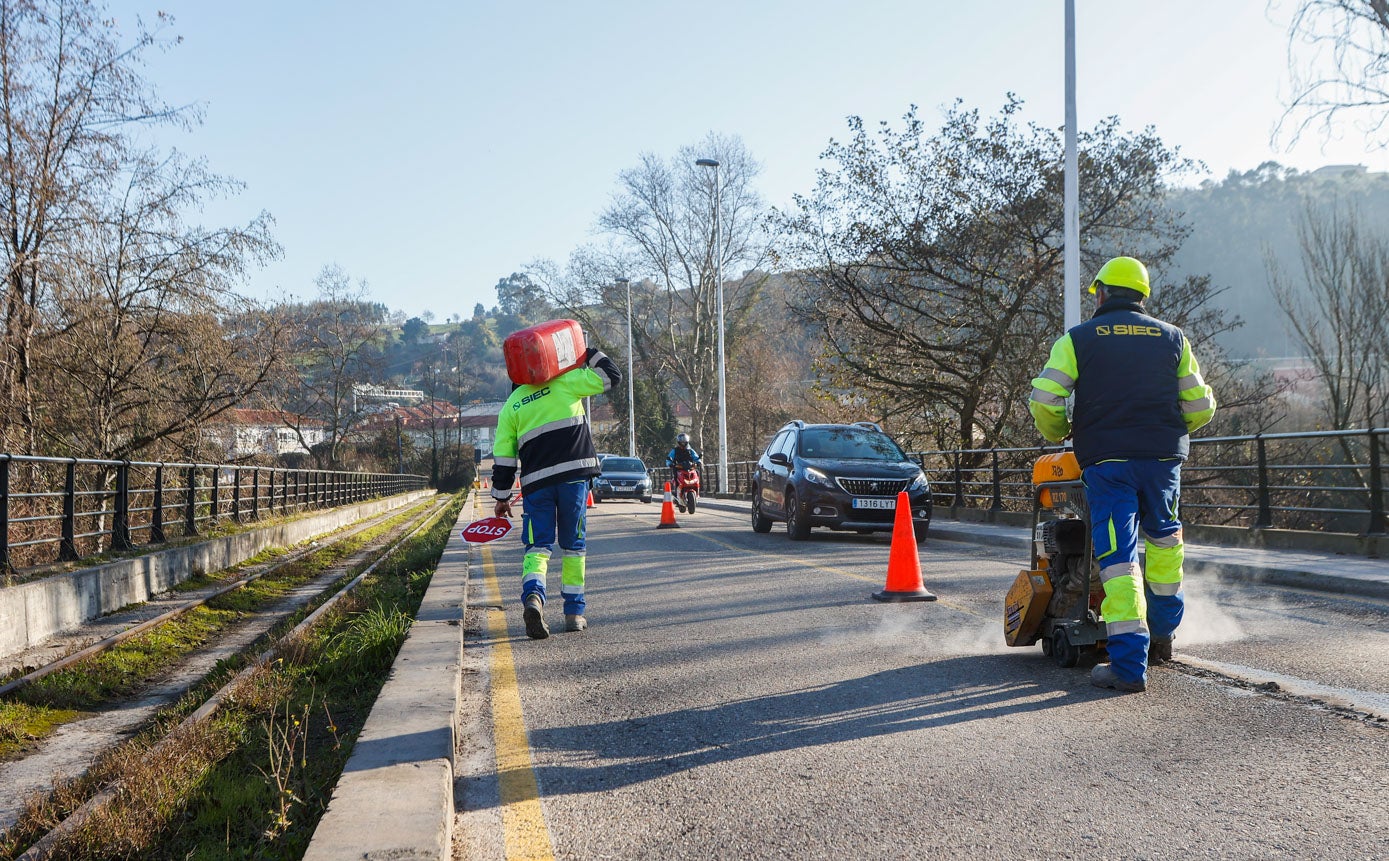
left=697, top=158, right=728, bottom=495
left=620, top=277, right=636, bottom=457
left=1063, top=0, right=1080, bottom=331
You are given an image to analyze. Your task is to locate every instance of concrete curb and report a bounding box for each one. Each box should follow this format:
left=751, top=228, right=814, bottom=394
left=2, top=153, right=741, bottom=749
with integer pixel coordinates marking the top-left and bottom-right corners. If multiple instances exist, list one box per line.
left=1184, top=559, right=1389, bottom=601
left=303, top=506, right=469, bottom=861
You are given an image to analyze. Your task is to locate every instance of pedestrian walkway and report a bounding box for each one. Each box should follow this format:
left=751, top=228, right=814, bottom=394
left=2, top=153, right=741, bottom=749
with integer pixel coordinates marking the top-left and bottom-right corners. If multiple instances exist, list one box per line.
left=701, top=497, right=1389, bottom=601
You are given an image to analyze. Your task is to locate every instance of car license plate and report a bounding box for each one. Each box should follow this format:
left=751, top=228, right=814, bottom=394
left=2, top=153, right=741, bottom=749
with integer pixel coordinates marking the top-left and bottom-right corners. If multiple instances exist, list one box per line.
left=615, top=483, right=633, bottom=489
left=852, top=498, right=895, bottom=510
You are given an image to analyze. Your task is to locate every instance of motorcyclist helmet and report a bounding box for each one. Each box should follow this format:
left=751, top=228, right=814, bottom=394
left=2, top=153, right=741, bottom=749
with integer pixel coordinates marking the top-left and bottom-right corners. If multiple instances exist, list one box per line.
left=676, top=433, right=690, bottom=448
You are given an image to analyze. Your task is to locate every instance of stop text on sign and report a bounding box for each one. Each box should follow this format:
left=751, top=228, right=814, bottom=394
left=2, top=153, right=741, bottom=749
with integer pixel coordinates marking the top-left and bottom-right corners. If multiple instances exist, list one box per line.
left=461, top=516, right=513, bottom=543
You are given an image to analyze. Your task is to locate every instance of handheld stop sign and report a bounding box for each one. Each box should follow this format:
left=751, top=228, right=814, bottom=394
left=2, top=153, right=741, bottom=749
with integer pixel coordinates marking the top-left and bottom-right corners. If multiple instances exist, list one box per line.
left=461, top=516, right=513, bottom=544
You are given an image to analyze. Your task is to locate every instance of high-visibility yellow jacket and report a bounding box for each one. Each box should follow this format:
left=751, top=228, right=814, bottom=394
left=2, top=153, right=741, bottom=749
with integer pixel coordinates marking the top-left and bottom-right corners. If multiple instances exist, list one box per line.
left=1029, top=299, right=1216, bottom=468
left=491, top=349, right=620, bottom=497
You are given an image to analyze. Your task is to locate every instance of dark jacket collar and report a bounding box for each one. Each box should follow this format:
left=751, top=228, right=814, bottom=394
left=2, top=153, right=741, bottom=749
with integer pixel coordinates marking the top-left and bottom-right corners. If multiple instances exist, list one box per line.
left=1091, top=297, right=1147, bottom=319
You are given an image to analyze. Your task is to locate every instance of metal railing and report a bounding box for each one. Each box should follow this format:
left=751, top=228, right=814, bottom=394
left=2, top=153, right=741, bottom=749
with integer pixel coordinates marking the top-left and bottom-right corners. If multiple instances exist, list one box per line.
left=0, top=454, right=429, bottom=572
left=717, top=427, right=1388, bottom=537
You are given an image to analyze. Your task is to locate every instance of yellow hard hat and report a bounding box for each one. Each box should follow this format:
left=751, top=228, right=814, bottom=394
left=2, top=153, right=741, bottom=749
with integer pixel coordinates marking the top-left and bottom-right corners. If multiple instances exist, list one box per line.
left=1088, top=256, right=1150, bottom=297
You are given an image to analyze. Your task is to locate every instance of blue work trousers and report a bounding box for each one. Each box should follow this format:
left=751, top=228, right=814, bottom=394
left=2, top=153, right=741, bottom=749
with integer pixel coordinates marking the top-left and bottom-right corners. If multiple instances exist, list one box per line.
left=1083, top=458, right=1186, bottom=684
left=518, top=479, right=589, bottom=615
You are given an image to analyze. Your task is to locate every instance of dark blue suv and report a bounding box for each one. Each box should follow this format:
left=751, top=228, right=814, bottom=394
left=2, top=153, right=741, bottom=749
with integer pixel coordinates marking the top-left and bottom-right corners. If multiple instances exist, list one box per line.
left=751, top=421, right=931, bottom=541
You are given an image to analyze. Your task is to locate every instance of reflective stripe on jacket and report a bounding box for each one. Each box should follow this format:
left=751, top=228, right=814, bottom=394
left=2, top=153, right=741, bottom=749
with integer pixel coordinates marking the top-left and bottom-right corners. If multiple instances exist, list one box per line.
left=492, top=350, right=620, bottom=496
left=1028, top=299, right=1216, bottom=468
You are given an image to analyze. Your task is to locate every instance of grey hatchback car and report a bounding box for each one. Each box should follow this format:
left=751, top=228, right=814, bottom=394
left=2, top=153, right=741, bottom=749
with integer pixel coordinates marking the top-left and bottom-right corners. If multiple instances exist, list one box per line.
left=592, top=456, right=653, bottom=503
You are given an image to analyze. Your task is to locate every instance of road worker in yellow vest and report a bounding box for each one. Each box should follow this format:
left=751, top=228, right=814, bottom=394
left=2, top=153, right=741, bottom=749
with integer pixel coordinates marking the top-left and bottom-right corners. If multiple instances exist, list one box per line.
left=1029, top=256, right=1216, bottom=692
left=492, top=347, right=621, bottom=638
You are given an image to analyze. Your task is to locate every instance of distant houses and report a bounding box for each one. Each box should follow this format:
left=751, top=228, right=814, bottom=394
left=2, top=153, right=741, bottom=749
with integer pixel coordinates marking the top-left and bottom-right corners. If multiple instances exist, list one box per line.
left=204, top=409, right=327, bottom=459
left=355, top=399, right=503, bottom=453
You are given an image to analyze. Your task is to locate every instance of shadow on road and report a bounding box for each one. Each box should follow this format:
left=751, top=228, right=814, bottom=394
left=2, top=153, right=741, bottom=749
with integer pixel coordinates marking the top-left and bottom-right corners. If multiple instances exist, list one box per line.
left=521, top=653, right=1081, bottom=797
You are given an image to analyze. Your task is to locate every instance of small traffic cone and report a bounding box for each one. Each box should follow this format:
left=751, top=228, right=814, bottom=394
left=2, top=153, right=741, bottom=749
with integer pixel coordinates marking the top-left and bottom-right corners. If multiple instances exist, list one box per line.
left=656, top=481, right=680, bottom=529
left=587, top=488, right=595, bottom=508
left=872, top=491, right=936, bottom=602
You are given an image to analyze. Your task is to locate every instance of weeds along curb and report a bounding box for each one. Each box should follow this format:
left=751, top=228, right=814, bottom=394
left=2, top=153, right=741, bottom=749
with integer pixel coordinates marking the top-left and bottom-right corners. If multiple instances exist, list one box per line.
left=0, top=499, right=438, bottom=700
left=12, top=495, right=461, bottom=861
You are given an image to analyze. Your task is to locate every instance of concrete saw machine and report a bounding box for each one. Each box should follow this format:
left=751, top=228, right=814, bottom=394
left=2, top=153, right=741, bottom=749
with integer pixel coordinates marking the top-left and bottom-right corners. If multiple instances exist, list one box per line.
left=1003, top=451, right=1108, bottom=667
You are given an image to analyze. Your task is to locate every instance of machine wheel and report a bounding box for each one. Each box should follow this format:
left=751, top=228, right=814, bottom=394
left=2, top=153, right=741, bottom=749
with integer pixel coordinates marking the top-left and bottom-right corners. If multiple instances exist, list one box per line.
left=1052, top=627, right=1080, bottom=668
left=786, top=491, right=811, bottom=540
left=751, top=496, right=773, bottom=533
left=684, top=491, right=697, bottom=514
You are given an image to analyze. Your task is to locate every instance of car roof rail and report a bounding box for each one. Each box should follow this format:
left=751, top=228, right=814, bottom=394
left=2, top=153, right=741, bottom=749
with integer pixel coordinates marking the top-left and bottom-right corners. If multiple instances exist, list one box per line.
left=852, top=421, right=882, bottom=432
left=786, top=419, right=805, bottom=429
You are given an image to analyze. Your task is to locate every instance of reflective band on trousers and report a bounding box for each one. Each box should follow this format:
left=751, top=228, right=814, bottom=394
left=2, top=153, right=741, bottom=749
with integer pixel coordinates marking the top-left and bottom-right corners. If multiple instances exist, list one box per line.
left=560, top=554, right=586, bottom=593
left=1099, top=561, right=1142, bottom=584
left=522, top=551, right=549, bottom=584
left=1100, top=561, right=1146, bottom=625
left=1143, top=531, right=1182, bottom=549
left=1105, top=618, right=1149, bottom=636
left=1141, top=529, right=1185, bottom=591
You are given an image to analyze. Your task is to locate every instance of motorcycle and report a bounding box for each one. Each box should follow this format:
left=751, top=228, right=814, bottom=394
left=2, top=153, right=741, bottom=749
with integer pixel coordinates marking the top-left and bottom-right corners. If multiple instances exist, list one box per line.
left=671, top=462, right=701, bottom=514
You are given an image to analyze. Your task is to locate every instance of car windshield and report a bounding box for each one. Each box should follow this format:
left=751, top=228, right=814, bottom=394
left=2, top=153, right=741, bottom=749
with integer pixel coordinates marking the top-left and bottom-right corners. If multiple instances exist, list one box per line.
left=799, top=427, right=906, bottom=461
left=602, top=458, right=645, bottom=473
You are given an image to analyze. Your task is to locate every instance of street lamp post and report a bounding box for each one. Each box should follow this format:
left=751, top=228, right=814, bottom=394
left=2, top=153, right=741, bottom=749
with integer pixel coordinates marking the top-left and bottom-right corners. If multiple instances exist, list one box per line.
left=617, top=277, right=635, bottom=457
left=1063, top=0, right=1080, bottom=332
left=696, top=157, right=728, bottom=495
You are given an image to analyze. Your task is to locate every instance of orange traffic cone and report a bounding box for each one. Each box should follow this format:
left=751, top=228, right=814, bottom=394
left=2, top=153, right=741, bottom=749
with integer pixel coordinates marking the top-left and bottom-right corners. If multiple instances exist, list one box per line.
left=656, top=481, right=680, bottom=529
left=872, top=491, right=936, bottom=602
left=587, top=488, right=595, bottom=508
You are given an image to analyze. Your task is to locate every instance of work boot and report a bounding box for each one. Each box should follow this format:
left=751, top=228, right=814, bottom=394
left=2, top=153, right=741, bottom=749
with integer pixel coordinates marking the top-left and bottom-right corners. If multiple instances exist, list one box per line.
left=1149, top=635, right=1174, bottom=666
left=1091, top=663, right=1146, bottom=693
left=523, top=594, right=549, bottom=640
left=565, top=614, right=587, bottom=632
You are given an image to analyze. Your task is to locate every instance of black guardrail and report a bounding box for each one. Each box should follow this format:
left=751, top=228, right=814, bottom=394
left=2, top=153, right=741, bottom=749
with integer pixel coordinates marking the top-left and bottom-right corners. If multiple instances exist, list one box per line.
left=719, top=427, right=1387, bottom=537
left=0, top=454, right=429, bottom=572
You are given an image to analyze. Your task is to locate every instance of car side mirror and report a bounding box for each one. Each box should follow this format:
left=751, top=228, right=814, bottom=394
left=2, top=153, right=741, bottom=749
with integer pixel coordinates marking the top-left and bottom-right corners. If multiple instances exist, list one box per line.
left=769, top=452, right=790, bottom=467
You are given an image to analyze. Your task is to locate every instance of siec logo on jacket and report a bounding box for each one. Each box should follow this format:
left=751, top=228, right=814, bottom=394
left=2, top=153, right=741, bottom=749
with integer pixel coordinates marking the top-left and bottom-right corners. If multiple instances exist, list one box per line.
left=513, top=386, right=551, bottom=410
left=1096, top=324, right=1162, bottom=337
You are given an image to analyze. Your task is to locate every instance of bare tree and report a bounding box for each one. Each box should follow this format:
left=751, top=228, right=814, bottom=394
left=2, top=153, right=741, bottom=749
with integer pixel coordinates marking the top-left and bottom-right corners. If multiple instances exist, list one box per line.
left=773, top=99, right=1237, bottom=452
left=1269, top=199, right=1389, bottom=429
left=39, top=148, right=281, bottom=459
left=272, top=266, right=385, bottom=468
left=1282, top=0, right=1389, bottom=148
left=0, top=1, right=190, bottom=452
left=527, top=133, right=772, bottom=463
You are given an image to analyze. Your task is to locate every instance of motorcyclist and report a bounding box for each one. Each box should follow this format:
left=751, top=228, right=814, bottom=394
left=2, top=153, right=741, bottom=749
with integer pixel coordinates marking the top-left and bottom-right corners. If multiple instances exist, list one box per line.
left=666, top=433, right=702, bottom=482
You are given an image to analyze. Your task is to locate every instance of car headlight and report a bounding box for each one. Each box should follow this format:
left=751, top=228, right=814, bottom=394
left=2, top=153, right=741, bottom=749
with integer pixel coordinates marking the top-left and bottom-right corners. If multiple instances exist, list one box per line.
left=908, top=471, right=929, bottom=491
left=803, top=466, right=834, bottom=487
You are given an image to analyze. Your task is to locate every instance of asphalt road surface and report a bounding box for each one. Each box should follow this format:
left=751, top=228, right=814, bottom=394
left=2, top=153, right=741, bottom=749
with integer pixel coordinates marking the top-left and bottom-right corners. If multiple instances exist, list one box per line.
left=453, top=499, right=1389, bottom=861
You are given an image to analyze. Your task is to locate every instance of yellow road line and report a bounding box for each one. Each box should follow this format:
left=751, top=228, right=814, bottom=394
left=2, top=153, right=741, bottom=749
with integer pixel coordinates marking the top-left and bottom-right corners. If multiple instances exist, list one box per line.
left=481, top=543, right=555, bottom=861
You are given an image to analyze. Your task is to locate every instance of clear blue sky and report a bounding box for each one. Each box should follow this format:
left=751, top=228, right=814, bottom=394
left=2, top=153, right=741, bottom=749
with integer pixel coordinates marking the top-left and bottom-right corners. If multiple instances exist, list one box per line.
left=110, top=1, right=1388, bottom=321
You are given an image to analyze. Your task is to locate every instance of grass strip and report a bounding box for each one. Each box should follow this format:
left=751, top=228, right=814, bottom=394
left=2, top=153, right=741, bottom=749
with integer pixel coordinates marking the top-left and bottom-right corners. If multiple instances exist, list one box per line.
left=0, top=494, right=464, bottom=860
left=0, top=501, right=435, bottom=753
